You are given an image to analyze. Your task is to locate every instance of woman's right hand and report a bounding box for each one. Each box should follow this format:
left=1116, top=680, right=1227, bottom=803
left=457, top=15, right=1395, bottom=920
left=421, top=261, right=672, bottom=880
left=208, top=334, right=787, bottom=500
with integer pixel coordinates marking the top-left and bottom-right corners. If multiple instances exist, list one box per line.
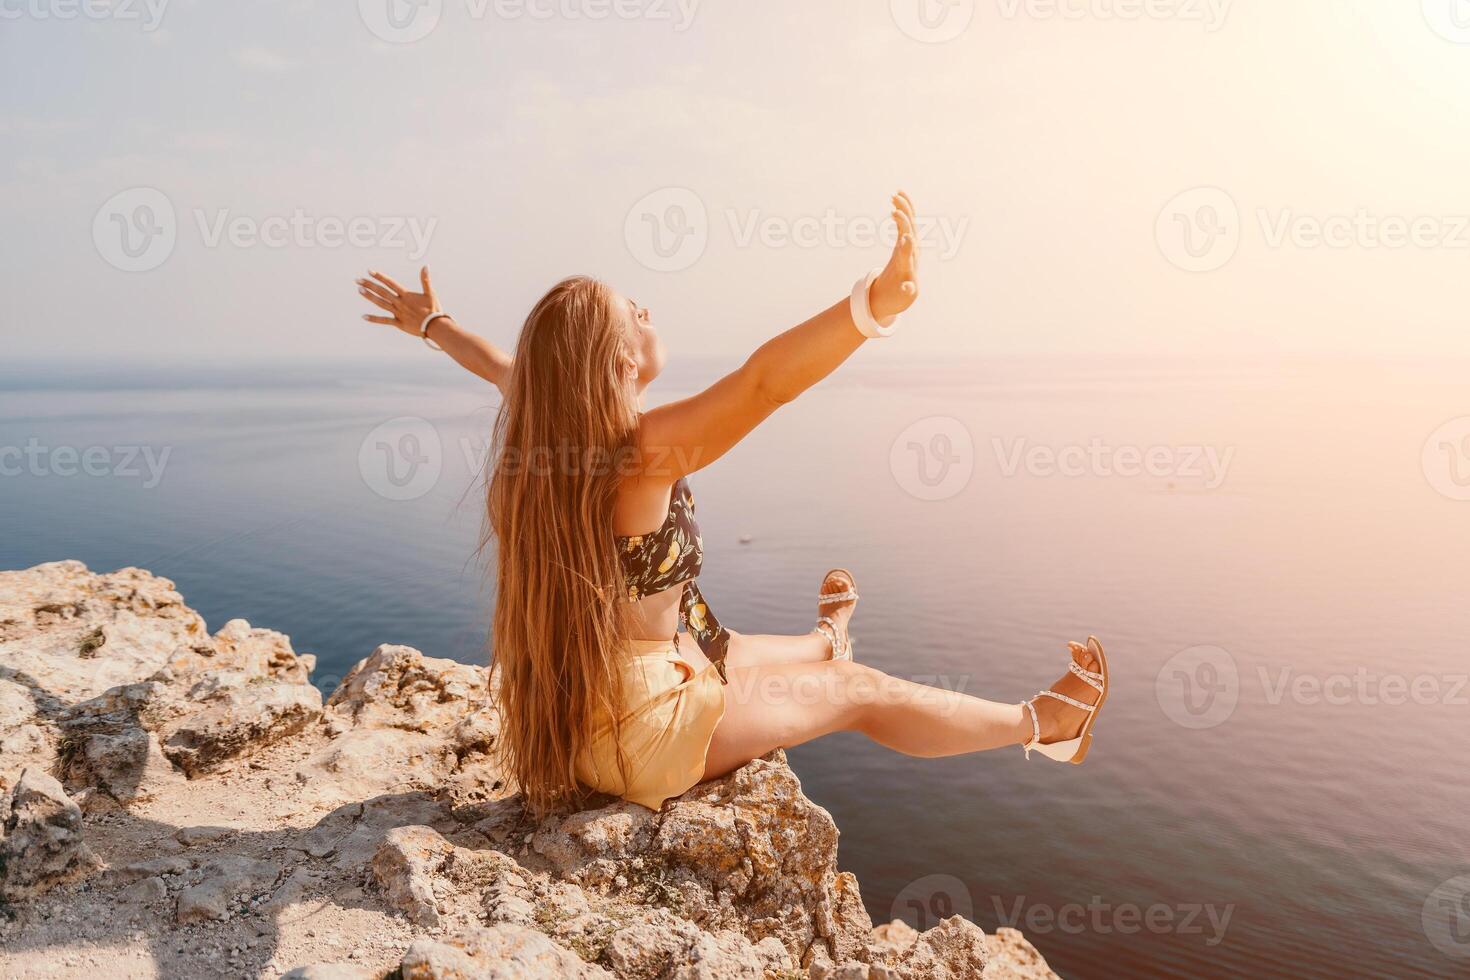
left=869, top=191, right=920, bottom=324
left=357, top=266, right=442, bottom=337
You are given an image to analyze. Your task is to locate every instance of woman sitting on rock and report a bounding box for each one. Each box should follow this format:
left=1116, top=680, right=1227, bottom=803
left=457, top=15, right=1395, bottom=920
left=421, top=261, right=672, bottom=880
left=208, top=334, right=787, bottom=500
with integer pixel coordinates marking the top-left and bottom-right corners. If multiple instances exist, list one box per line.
left=354, top=191, right=1110, bottom=815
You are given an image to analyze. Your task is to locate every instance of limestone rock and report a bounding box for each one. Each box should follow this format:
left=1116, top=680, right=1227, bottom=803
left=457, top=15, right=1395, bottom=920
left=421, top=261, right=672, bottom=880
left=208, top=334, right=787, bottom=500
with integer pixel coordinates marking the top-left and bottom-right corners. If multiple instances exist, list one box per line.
left=281, top=965, right=374, bottom=980
left=175, top=855, right=282, bottom=924
left=71, top=726, right=188, bottom=802
left=109, top=854, right=194, bottom=884
left=370, top=825, right=458, bottom=927
left=163, top=681, right=322, bottom=776
left=175, top=824, right=233, bottom=846
left=0, top=562, right=207, bottom=789
left=0, top=768, right=101, bottom=899
left=530, top=754, right=873, bottom=967
left=984, top=928, right=1061, bottom=979
left=294, top=728, right=457, bottom=807
left=326, top=643, right=490, bottom=735
left=399, top=924, right=613, bottom=979
left=120, top=875, right=169, bottom=905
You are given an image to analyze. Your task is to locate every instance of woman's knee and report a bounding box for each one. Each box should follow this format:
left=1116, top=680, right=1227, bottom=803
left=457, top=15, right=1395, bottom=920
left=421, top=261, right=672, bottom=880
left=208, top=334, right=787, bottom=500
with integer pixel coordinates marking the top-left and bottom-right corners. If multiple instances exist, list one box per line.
left=820, top=660, right=892, bottom=728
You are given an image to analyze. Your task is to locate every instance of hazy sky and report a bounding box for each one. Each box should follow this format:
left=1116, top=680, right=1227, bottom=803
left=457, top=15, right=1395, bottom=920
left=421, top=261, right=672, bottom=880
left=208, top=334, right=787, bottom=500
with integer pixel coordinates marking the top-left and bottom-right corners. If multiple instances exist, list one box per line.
left=3, top=0, right=1470, bottom=364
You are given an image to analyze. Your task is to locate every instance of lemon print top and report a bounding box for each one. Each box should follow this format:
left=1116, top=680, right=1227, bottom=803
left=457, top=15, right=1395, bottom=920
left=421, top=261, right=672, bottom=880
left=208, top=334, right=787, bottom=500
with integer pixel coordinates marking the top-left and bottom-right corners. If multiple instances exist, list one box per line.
left=616, top=477, right=730, bottom=683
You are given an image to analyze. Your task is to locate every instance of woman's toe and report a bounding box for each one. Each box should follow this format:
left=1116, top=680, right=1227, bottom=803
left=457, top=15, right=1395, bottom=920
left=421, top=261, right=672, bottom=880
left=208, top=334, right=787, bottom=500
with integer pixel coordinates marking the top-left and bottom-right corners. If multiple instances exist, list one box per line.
left=1068, top=640, right=1098, bottom=673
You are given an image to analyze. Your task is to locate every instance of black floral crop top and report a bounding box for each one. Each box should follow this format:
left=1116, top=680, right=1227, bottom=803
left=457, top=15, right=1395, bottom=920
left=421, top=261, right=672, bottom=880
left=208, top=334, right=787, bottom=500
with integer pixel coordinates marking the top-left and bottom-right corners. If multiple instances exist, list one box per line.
left=617, top=477, right=730, bottom=683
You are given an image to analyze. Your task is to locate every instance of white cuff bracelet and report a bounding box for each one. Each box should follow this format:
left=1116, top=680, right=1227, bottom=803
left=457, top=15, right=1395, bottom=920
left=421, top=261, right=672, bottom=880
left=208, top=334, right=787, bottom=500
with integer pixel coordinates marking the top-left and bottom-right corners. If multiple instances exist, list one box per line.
left=850, top=269, right=899, bottom=339
left=420, top=311, right=452, bottom=352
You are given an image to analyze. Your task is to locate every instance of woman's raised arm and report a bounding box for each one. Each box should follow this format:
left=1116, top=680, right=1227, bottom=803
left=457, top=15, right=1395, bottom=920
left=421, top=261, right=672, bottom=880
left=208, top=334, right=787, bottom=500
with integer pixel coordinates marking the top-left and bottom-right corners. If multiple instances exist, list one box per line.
left=357, top=266, right=513, bottom=391
left=637, top=191, right=920, bottom=481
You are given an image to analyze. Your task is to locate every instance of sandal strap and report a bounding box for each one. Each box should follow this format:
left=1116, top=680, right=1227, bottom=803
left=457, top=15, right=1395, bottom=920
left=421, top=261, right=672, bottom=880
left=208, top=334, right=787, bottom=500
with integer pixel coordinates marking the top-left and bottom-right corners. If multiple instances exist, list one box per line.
left=1035, top=688, right=1097, bottom=713
left=1020, top=699, right=1041, bottom=759
left=814, top=616, right=849, bottom=661
left=1068, top=661, right=1105, bottom=691
left=817, top=590, right=860, bottom=605
left=813, top=618, right=840, bottom=658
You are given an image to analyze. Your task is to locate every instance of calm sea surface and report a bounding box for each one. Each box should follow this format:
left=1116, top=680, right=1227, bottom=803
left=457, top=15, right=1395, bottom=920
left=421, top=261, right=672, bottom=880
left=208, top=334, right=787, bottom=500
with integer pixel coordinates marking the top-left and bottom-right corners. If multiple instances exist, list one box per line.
left=3, top=356, right=1468, bottom=979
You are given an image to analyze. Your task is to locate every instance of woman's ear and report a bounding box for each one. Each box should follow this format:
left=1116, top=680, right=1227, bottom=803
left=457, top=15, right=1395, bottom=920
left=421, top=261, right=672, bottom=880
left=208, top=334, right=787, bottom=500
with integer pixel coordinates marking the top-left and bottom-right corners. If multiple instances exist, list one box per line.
left=620, top=351, right=639, bottom=383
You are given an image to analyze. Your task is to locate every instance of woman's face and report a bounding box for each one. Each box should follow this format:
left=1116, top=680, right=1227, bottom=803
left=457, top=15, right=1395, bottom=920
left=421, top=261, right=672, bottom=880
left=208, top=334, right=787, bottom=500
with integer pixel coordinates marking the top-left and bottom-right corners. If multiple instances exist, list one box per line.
left=615, top=291, right=667, bottom=392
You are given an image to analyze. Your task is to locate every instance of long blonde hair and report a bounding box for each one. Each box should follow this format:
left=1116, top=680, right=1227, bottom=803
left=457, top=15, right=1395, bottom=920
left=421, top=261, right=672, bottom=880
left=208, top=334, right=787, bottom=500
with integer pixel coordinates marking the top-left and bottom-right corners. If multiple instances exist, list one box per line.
left=487, top=276, right=638, bottom=815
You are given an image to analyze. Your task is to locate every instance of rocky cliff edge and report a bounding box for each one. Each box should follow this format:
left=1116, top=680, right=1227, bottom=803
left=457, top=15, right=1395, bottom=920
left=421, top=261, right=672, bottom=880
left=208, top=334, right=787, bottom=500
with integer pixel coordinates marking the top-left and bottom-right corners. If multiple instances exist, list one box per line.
left=0, top=561, right=1057, bottom=980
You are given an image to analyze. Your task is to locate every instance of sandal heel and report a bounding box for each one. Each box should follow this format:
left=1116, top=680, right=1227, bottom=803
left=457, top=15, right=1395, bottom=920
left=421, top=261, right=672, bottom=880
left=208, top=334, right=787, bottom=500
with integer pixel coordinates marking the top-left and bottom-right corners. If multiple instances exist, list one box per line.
left=1034, top=736, right=1084, bottom=763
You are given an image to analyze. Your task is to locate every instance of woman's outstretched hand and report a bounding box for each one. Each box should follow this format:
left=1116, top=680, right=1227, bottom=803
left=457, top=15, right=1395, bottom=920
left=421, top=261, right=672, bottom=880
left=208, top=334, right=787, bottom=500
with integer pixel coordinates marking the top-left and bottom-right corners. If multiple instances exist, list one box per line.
left=870, top=191, right=921, bottom=324
left=354, top=266, right=514, bottom=390
left=357, top=266, right=441, bottom=336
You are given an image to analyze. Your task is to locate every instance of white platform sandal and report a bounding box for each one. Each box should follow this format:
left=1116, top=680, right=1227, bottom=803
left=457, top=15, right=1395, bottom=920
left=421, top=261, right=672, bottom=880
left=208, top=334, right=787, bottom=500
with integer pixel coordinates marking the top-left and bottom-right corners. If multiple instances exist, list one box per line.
left=813, top=568, right=859, bottom=662
left=1020, top=636, right=1109, bottom=765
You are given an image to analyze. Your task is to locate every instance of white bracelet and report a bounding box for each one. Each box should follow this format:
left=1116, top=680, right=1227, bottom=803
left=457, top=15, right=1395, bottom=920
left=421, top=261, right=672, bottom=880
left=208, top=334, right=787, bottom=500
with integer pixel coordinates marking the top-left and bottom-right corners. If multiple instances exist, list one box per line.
left=850, top=269, right=899, bottom=339
left=420, top=311, right=452, bottom=352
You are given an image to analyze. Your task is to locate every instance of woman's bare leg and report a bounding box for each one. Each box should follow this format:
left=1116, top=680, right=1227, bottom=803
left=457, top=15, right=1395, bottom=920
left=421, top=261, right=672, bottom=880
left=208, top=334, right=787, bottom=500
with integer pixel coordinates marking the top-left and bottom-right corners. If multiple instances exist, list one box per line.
left=702, top=659, right=1033, bottom=780
left=725, top=630, right=831, bottom=669
left=721, top=569, right=859, bottom=670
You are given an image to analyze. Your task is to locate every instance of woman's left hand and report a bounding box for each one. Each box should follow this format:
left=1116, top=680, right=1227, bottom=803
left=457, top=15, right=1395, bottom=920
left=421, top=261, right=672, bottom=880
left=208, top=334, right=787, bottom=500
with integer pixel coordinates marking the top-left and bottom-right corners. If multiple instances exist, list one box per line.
left=869, top=190, right=920, bottom=323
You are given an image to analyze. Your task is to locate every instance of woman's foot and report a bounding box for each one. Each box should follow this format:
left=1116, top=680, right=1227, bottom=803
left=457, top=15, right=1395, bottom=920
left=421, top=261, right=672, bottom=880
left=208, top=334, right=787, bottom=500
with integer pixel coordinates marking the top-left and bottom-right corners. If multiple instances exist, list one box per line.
left=813, top=568, right=859, bottom=661
left=1022, top=636, right=1109, bottom=764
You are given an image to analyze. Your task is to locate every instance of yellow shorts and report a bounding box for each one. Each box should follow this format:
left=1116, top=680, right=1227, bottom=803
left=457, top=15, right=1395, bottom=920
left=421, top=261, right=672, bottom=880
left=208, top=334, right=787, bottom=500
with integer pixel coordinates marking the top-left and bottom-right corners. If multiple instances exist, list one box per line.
left=574, top=637, right=727, bottom=810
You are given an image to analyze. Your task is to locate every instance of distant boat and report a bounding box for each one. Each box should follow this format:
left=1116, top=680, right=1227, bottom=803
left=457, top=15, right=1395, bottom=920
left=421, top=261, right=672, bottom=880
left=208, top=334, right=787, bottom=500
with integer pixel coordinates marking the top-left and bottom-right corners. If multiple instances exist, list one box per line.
left=738, top=534, right=753, bottom=545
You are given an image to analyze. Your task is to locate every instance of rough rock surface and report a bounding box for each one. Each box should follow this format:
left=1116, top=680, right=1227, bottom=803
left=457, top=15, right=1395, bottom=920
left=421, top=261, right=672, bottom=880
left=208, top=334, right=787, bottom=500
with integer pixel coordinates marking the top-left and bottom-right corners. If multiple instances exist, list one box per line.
left=0, top=561, right=1059, bottom=979
left=0, top=769, right=102, bottom=899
